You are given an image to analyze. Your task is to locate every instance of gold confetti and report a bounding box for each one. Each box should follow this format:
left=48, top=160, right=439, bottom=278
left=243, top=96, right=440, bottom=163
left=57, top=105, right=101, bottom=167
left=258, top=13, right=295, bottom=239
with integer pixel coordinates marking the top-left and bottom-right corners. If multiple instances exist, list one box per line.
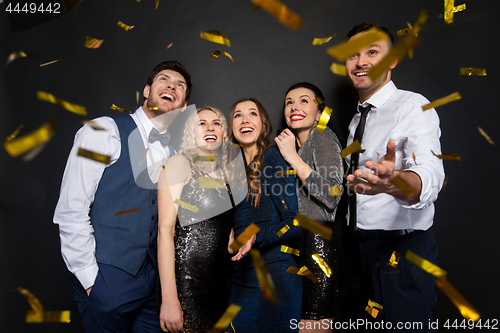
left=37, top=91, right=87, bottom=115
left=365, top=299, right=383, bottom=318
left=4, top=118, right=57, bottom=157
left=341, top=140, right=362, bottom=158
left=174, top=199, right=199, bottom=213
left=200, top=31, right=231, bottom=47
left=330, top=63, right=346, bottom=76
left=199, top=177, right=225, bottom=189
left=478, top=127, right=494, bottom=145
left=193, top=155, right=218, bottom=163
left=432, top=151, right=462, bottom=161
left=312, top=253, right=332, bottom=277
left=276, top=224, right=290, bottom=237
left=139, top=148, right=148, bottom=166
left=460, top=67, right=486, bottom=76
left=444, top=0, right=466, bottom=24
left=316, top=106, right=332, bottom=132
left=229, top=143, right=241, bottom=150
left=412, top=153, right=417, bottom=164
left=5, top=51, right=39, bottom=67
left=313, top=35, right=335, bottom=45
left=5, top=124, right=24, bottom=142
left=281, top=245, right=300, bottom=256
left=329, top=185, right=341, bottom=196
left=111, top=104, right=131, bottom=113
left=77, top=148, right=111, bottom=164
left=313, top=97, right=325, bottom=105
left=405, top=250, right=447, bottom=279
left=210, top=50, right=234, bottom=62
left=293, top=213, right=332, bottom=240
left=228, top=223, right=260, bottom=252
left=434, top=278, right=480, bottom=321
left=276, top=169, right=296, bottom=176
left=368, top=299, right=383, bottom=310
left=84, top=36, right=104, bottom=49
left=155, top=0, right=159, bottom=9
left=117, top=21, right=134, bottom=31
left=390, top=175, right=417, bottom=198
left=26, top=310, right=71, bottom=323
left=148, top=107, right=158, bottom=110
left=207, top=304, right=241, bottom=333
left=251, top=0, right=303, bottom=30
left=115, top=208, right=140, bottom=216
left=166, top=43, right=173, bottom=50
left=286, top=266, right=318, bottom=283
left=40, top=59, right=61, bottom=67
left=81, top=120, right=105, bottom=131
left=422, top=92, right=461, bottom=111
left=327, top=27, right=388, bottom=61
left=281, top=199, right=287, bottom=210
left=386, top=251, right=401, bottom=268
left=250, top=249, right=279, bottom=302
left=365, top=306, right=379, bottom=318
left=397, top=27, right=411, bottom=36
left=17, top=287, right=43, bottom=312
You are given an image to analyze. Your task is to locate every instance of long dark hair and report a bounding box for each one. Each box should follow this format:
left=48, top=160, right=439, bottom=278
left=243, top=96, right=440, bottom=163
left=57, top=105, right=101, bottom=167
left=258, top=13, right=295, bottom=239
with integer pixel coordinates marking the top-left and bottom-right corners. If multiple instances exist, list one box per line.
left=228, top=98, right=272, bottom=207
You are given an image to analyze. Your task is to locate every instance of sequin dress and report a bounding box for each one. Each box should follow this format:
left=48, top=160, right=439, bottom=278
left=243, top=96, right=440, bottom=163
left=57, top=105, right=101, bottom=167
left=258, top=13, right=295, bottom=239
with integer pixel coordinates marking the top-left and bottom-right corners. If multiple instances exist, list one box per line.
left=296, top=126, right=349, bottom=319
left=228, top=146, right=302, bottom=332
left=173, top=177, right=234, bottom=332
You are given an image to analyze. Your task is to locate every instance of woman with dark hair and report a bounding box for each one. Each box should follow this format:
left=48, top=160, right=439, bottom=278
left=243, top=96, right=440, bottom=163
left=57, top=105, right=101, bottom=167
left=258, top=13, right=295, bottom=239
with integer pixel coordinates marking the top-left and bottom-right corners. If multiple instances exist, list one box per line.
left=227, top=98, right=302, bottom=332
left=275, top=83, right=347, bottom=332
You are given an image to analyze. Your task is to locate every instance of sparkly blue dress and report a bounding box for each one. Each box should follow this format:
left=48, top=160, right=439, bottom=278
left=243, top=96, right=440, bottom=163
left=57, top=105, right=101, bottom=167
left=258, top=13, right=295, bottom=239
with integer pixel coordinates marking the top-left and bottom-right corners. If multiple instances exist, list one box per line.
left=228, top=146, right=302, bottom=332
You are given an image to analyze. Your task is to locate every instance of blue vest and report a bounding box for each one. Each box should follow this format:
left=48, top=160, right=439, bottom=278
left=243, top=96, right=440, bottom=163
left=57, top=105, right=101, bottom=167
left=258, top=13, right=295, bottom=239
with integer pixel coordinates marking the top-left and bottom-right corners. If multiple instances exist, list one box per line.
left=90, top=114, right=158, bottom=276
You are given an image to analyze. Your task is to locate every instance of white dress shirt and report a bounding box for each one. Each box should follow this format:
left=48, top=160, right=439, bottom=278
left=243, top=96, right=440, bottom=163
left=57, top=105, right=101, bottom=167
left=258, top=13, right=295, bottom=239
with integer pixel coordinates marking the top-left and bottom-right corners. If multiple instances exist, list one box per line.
left=53, top=107, right=173, bottom=289
left=345, top=81, right=445, bottom=231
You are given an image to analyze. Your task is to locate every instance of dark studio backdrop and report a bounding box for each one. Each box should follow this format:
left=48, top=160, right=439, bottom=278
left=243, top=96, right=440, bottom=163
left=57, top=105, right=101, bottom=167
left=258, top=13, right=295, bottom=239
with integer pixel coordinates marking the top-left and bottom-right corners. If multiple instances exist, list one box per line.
left=1, top=0, right=499, bottom=332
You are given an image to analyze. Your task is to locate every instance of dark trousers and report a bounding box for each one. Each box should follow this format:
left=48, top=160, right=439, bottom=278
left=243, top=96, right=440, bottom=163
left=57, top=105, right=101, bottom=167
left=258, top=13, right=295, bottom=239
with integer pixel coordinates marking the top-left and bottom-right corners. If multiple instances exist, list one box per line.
left=71, top=258, right=162, bottom=333
left=351, top=228, right=438, bottom=332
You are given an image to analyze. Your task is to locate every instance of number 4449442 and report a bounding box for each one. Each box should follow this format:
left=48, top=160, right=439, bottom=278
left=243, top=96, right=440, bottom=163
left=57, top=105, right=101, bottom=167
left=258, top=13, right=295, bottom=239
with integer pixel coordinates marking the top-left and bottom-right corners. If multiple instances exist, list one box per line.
left=443, top=319, right=498, bottom=330
left=5, top=3, right=61, bottom=14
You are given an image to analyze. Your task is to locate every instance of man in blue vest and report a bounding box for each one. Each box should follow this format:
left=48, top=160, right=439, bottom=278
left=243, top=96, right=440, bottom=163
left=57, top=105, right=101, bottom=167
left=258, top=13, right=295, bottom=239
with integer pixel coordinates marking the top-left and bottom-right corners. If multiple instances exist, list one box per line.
left=54, top=60, right=192, bottom=332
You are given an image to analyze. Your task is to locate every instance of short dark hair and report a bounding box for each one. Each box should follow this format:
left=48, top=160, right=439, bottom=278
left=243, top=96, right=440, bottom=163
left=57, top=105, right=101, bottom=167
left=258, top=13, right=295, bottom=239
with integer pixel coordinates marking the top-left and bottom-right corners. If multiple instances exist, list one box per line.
left=145, top=60, right=192, bottom=101
left=285, top=82, right=326, bottom=105
left=347, top=22, right=394, bottom=47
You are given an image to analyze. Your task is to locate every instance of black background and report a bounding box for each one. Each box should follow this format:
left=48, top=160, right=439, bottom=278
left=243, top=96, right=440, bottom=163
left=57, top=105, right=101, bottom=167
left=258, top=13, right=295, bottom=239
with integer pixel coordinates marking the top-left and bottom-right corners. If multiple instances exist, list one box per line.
left=1, top=0, right=499, bottom=331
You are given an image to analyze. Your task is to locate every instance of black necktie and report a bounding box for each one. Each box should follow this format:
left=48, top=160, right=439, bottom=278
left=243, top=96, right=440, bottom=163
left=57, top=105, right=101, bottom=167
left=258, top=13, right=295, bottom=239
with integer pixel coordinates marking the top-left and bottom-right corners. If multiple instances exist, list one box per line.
left=148, top=128, right=170, bottom=147
left=348, top=105, right=371, bottom=234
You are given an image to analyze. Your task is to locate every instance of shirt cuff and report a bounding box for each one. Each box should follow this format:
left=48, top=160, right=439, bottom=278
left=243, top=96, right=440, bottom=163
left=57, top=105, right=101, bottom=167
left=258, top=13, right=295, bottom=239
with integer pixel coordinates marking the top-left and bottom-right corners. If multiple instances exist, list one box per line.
left=74, top=263, right=99, bottom=290
left=396, top=167, right=432, bottom=210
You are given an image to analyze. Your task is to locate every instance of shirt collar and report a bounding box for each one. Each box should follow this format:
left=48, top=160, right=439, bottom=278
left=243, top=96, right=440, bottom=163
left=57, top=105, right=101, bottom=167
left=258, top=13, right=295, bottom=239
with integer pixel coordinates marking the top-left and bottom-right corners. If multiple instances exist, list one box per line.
left=358, top=80, right=397, bottom=110
left=135, top=106, right=168, bottom=135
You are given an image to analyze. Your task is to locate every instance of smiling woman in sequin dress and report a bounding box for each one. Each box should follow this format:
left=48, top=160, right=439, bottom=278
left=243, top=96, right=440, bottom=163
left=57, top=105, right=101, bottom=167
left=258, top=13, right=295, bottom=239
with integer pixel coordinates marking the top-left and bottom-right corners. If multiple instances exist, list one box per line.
left=275, top=83, right=348, bottom=333
left=157, top=107, right=235, bottom=333
left=227, top=98, right=302, bottom=332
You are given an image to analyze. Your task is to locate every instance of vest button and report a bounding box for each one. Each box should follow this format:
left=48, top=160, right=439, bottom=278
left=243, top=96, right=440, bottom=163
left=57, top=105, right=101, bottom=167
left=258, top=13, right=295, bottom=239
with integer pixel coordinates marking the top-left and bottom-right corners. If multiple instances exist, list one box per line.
left=151, top=215, right=155, bottom=220
left=152, top=200, right=155, bottom=204
left=150, top=231, right=153, bottom=236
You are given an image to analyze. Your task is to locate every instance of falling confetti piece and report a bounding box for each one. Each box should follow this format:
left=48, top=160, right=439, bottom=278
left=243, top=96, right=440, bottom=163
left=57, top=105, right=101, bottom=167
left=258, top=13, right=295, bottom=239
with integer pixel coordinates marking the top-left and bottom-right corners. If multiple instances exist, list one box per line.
left=432, top=151, right=462, bottom=161
left=329, top=185, right=341, bottom=196
left=460, top=67, right=486, bottom=76
left=77, top=148, right=111, bottom=164
left=139, top=148, right=148, bottom=166
left=314, top=97, right=325, bottom=105
left=84, top=36, right=104, bottom=49
left=250, top=249, right=279, bottom=302
left=390, top=175, right=418, bottom=198
left=434, top=278, right=480, bottom=321
left=327, top=27, right=388, bottom=61
left=281, top=245, right=300, bottom=256
left=316, top=106, right=332, bottom=132
left=276, top=169, right=296, bottom=176
left=276, top=224, right=290, bottom=237
left=199, top=177, right=225, bottom=188
left=115, top=208, right=140, bottom=216
left=166, top=43, right=173, bottom=50
left=174, top=199, right=199, bottom=213
left=405, top=250, right=447, bottom=279
left=286, top=266, right=318, bottom=283
left=81, top=120, right=105, bottom=131
left=207, top=304, right=241, bottom=333
left=210, top=50, right=234, bottom=62
left=341, top=140, right=362, bottom=158
left=477, top=127, right=494, bottom=145
left=412, top=153, right=417, bottom=164
left=4, top=118, right=57, bottom=157
left=313, top=35, right=335, bottom=45
left=444, top=0, right=466, bottom=24
left=25, top=310, right=71, bottom=323
left=117, top=21, right=134, bottom=31
left=193, top=155, right=219, bottom=163
left=200, top=31, right=231, bottom=47
left=5, top=50, right=39, bottom=67
left=312, top=253, right=332, bottom=277
left=365, top=299, right=383, bottom=318
left=365, top=306, right=379, bottom=318
left=111, top=104, right=131, bottom=113
left=228, top=223, right=260, bottom=252
left=422, top=92, right=461, bottom=111
left=37, top=91, right=87, bottom=115
left=155, top=0, right=159, bottom=9
left=17, top=287, right=43, bottom=312
left=40, top=59, right=62, bottom=67
left=330, top=63, right=346, bottom=76
left=5, top=124, right=24, bottom=142
left=293, top=213, right=332, bottom=240
left=386, top=251, right=401, bottom=268
left=251, top=0, right=303, bottom=30
left=281, top=199, right=288, bottom=210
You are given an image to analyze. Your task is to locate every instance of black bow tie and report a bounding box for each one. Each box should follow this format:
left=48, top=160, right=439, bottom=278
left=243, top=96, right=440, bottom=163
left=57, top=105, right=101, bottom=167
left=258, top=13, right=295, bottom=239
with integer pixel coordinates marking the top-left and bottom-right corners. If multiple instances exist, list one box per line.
left=148, top=128, right=170, bottom=147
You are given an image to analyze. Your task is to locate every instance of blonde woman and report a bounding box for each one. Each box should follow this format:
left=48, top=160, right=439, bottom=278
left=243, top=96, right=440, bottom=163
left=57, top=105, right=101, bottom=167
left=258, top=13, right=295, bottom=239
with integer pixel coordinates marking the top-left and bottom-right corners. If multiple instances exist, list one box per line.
left=157, top=107, right=235, bottom=333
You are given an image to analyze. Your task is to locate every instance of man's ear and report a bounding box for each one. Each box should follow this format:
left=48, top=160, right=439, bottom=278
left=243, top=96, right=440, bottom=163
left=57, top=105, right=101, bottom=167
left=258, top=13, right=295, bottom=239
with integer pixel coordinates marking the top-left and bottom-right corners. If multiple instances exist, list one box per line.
left=143, top=85, right=150, bottom=99
left=390, top=59, right=398, bottom=70
left=180, top=101, right=188, bottom=111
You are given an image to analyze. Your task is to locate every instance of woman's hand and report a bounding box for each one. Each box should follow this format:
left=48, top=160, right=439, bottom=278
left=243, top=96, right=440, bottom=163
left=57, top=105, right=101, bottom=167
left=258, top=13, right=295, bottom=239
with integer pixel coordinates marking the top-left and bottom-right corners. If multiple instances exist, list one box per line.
left=159, top=298, right=184, bottom=333
left=275, top=129, right=298, bottom=164
left=231, top=234, right=256, bottom=261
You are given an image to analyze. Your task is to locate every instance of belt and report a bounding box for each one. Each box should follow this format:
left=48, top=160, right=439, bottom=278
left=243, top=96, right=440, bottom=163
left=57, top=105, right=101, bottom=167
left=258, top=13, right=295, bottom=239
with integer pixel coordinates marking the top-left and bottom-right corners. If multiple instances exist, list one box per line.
left=356, top=228, right=417, bottom=242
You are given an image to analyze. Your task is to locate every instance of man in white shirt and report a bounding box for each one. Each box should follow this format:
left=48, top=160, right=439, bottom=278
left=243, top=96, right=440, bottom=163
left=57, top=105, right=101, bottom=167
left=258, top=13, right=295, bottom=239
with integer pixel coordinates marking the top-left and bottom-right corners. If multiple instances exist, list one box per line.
left=344, top=23, right=445, bottom=332
left=53, top=60, right=192, bottom=332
